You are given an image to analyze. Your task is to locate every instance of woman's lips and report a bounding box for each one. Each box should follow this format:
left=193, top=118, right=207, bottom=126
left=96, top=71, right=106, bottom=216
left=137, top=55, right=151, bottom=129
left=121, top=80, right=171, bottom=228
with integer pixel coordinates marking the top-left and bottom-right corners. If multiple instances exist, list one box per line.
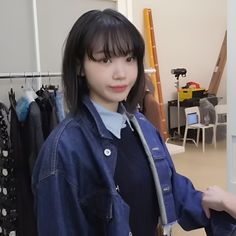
left=109, top=85, right=127, bottom=93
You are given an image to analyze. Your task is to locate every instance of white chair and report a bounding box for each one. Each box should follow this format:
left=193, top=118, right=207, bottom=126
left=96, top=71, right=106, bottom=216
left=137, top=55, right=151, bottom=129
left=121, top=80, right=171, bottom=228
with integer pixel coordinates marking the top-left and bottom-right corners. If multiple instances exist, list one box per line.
left=166, top=142, right=185, bottom=156
left=213, top=104, right=227, bottom=142
left=183, top=106, right=216, bottom=152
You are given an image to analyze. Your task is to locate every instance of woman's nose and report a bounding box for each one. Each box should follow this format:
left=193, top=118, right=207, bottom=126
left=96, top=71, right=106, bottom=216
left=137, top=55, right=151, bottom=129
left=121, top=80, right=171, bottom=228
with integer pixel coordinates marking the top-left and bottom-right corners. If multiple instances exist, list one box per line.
left=112, top=61, right=126, bottom=80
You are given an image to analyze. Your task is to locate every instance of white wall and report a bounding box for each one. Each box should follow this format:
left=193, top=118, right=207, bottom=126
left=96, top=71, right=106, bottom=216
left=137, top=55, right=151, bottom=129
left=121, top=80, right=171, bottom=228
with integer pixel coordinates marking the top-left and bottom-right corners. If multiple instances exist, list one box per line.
left=0, top=0, right=116, bottom=106
left=0, top=1, right=36, bottom=72
left=0, top=0, right=116, bottom=73
left=37, top=0, right=116, bottom=72
left=132, top=0, right=227, bottom=104
left=227, top=0, right=236, bottom=194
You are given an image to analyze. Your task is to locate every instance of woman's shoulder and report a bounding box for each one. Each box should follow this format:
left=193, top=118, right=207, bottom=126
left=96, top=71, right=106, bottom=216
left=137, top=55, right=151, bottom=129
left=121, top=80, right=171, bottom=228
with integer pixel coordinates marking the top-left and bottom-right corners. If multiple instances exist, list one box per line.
left=55, top=114, right=88, bottom=133
left=33, top=116, right=85, bottom=185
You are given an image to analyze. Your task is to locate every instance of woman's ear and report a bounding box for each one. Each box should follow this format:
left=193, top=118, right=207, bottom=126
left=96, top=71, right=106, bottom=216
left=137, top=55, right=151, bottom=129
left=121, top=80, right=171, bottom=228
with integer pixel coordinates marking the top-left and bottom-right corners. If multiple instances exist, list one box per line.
left=80, top=69, right=85, bottom=77
left=76, top=64, right=85, bottom=77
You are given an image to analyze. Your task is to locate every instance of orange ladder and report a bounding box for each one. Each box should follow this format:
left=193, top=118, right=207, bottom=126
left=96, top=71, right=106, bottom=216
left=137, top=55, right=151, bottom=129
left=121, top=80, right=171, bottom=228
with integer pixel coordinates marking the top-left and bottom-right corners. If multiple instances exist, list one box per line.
left=144, top=8, right=169, bottom=140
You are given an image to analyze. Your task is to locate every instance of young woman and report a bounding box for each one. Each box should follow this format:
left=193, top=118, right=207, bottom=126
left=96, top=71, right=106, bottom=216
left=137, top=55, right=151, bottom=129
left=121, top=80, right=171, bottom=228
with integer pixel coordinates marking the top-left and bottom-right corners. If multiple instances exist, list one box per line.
left=32, top=8, right=234, bottom=236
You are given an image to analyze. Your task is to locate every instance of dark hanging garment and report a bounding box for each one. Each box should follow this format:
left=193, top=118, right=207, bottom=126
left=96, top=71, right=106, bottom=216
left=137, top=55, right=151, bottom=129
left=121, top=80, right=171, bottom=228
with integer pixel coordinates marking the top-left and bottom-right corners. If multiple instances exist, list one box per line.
left=22, top=101, right=44, bottom=176
left=9, top=92, right=38, bottom=236
left=36, top=88, right=58, bottom=139
left=6, top=87, right=60, bottom=236
left=0, top=101, right=18, bottom=235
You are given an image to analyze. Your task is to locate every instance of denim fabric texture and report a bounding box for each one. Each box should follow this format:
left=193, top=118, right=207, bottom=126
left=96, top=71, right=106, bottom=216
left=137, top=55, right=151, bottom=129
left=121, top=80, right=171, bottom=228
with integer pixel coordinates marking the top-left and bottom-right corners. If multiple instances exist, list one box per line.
left=32, top=96, right=236, bottom=236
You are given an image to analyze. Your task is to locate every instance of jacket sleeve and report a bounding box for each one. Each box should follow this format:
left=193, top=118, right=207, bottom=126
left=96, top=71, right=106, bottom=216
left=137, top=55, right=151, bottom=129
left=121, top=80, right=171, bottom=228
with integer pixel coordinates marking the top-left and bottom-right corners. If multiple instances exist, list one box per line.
left=162, top=138, right=236, bottom=236
left=171, top=169, right=209, bottom=229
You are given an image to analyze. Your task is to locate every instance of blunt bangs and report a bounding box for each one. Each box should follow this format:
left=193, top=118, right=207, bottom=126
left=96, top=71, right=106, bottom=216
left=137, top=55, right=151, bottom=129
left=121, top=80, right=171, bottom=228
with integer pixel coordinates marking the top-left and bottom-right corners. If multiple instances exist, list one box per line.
left=84, top=13, right=144, bottom=60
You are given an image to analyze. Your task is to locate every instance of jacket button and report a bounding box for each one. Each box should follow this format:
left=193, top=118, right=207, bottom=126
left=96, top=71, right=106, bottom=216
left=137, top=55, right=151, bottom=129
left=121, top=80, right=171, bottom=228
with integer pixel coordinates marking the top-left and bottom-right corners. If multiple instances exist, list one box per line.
left=104, top=148, right=111, bottom=157
left=116, top=185, right=120, bottom=192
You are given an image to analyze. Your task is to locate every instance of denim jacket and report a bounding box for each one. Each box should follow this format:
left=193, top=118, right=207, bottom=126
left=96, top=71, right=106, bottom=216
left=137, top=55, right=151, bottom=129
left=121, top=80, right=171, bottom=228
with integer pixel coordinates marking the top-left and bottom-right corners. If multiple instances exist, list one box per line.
left=32, top=96, right=236, bottom=236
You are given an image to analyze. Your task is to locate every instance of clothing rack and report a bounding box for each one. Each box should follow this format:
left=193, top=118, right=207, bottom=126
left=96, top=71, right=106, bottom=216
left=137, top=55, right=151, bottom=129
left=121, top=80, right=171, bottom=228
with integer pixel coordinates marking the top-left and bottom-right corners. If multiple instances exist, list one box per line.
left=0, top=72, right=62, bottom=90
left=0, top=72, right=61, bottom=79
left=0, top=69, right=155, bottom=91
left=0, top=68, right=155, bottom=80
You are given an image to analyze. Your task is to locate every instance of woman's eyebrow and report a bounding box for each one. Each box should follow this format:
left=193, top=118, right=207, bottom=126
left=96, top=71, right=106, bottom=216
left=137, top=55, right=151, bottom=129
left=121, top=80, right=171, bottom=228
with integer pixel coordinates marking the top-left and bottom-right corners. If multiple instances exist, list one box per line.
left=93, top=49, right=134, bottom=56
left=93, top=51, right=104, bottom=55
left=93, top=50, right=112, bottom=57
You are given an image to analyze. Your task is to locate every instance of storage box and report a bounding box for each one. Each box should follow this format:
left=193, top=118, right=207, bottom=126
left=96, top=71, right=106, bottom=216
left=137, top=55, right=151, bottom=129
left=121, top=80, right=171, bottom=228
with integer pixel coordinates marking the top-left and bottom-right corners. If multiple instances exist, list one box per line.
left=179, top=88, right=206, bottom=101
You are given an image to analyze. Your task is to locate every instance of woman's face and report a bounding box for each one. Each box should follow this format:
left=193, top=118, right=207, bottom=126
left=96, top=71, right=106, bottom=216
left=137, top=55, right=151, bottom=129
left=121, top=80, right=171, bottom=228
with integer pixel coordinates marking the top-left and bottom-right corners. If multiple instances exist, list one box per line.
left=82, top=50, right=138, bottom=112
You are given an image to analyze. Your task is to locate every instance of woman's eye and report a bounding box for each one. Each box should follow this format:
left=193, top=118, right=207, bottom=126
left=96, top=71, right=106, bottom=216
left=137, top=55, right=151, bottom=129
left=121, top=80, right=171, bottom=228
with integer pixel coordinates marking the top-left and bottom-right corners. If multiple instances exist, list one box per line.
left=126, top=56, right=136, bottom=62
left=102, top=58, right=112, bottom=63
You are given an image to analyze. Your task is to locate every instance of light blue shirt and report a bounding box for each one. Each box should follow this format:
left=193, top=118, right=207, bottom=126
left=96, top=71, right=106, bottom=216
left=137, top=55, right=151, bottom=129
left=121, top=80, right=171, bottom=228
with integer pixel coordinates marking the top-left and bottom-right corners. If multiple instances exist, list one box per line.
left=92, top=101, right=133, bottom=139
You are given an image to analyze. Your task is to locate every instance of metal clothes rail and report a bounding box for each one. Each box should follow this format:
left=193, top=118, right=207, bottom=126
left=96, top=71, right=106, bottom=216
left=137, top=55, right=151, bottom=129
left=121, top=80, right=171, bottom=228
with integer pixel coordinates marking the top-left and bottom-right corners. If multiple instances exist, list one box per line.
left=0, top=68, right=156, bottom=80
left=0, top=72, right=61, bottom=79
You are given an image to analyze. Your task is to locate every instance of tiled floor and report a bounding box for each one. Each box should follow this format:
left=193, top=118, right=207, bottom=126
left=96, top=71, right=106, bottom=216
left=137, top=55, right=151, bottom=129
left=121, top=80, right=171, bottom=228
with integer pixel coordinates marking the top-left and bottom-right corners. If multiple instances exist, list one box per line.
left=170, top=139, right=227, bottom=236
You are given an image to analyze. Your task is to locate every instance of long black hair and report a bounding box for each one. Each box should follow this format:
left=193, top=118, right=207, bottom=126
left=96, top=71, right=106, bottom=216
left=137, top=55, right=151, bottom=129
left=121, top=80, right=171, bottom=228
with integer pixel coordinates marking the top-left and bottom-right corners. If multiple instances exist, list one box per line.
left=62, top=8, right=145, bottom=115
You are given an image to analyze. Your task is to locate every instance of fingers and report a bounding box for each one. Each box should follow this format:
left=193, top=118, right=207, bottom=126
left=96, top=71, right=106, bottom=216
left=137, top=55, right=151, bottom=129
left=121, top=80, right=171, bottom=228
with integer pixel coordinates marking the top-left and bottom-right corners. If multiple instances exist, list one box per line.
left=202, top=203, right=211, bottom=219
left=202, top=193, right=211, bottom=219
left=202, top=185, right=225, bottom=217
left=202, top=187, right=216, bottom=218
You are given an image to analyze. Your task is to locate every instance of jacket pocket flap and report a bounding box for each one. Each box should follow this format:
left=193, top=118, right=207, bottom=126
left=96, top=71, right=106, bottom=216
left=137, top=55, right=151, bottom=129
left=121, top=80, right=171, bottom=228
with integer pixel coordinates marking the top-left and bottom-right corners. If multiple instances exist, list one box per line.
left=81, top=192, right=113, bottom=220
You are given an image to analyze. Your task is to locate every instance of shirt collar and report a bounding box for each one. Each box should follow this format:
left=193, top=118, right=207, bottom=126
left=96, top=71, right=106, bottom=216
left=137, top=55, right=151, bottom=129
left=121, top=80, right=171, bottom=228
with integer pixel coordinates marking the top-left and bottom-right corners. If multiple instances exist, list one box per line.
left=91, top=100, right=133, bottom=139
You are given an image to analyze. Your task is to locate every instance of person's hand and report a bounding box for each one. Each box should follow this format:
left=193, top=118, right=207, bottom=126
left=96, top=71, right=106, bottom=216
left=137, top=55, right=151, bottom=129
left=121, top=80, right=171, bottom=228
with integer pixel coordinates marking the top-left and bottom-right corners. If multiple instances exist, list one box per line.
left=202, top=185, right=228, bottom=218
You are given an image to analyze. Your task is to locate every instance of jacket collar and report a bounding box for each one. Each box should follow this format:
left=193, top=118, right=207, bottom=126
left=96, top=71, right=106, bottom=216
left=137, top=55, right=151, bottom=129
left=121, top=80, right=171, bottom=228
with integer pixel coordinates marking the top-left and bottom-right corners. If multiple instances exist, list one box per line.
left=82, top=96, right=135, bottom=139
left=91, top=100, right=133, bottom=139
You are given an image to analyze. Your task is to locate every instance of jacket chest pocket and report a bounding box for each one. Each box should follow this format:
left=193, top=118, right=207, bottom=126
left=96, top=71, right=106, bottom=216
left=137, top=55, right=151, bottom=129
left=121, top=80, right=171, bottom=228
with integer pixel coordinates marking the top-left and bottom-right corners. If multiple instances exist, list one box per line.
left=80, top=192, right=113, bottom=236
left=81, top=192, right=113, bottom=221
left=80, top=192, right=131, bottom=236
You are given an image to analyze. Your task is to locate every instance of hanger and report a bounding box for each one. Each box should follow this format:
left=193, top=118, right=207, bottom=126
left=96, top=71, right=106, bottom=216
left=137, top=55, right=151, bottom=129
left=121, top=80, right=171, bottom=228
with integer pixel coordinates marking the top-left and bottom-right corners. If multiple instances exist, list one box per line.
left=43, top=71, right=59, bottom=92
left=8, top=74, right=16, bottom=107
left=20, top=72, right=38, bottom=103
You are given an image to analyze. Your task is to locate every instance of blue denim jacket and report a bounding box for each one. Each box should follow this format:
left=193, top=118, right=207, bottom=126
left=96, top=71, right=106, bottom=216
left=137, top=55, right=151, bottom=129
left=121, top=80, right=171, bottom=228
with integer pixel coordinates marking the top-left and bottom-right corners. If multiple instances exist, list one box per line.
left=32, top=96, right=236, bottom=236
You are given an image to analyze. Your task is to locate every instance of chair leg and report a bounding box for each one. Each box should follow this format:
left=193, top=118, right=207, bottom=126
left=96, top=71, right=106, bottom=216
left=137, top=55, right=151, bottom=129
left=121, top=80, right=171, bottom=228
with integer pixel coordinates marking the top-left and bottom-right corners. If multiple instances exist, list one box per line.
left=202, top=128, right=205, bottom=152
left=183, top=127, right=188, bottom=147
left=213, top=126, right=217, bottom=148
left=196, top=128, right=200, bottom=147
